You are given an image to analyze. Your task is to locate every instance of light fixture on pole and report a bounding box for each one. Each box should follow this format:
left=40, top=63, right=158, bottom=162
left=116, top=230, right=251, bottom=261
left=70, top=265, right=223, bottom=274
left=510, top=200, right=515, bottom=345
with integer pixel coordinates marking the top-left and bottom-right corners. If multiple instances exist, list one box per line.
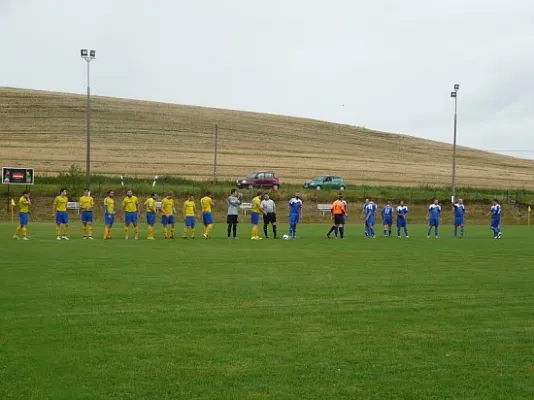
left=80, top=49, right=96, bottom=186
left=450, top=84, right=459, bottom=203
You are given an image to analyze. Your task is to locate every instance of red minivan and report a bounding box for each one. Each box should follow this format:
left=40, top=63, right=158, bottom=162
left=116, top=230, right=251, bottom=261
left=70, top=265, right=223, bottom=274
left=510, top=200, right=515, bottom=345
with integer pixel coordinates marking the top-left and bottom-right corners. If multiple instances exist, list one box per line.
left=236, top=171, right=280, bottom=190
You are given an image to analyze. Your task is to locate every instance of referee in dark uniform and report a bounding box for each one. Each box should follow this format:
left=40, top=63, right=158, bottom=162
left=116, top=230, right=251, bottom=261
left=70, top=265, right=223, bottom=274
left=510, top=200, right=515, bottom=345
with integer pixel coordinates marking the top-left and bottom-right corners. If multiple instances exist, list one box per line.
left=260, top=193, right=277, bottom=239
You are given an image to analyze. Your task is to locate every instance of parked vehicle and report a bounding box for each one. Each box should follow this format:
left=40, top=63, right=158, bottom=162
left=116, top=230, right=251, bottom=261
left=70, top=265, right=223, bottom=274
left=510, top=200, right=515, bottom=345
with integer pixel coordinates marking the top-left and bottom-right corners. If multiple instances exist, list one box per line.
left=236, top=171, right=280, bottom=190
left=303, top=175, right=346, bottom=190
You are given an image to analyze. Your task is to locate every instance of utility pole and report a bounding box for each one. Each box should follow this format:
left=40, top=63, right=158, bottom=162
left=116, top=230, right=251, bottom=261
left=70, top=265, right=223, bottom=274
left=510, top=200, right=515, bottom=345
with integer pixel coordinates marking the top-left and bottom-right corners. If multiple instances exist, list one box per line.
left=213, top=125, right=219, bottom=183
left=450, top=84, right=460, bottom=203
left=81, top=49, right=96, bottom=187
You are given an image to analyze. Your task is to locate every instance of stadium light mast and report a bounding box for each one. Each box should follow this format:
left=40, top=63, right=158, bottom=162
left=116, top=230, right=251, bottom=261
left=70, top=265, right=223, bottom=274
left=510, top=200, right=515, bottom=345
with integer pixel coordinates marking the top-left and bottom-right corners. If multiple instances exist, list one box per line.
left=450, top=84, right=459, bottom=203
left=81, top=49, right=96, bottom=186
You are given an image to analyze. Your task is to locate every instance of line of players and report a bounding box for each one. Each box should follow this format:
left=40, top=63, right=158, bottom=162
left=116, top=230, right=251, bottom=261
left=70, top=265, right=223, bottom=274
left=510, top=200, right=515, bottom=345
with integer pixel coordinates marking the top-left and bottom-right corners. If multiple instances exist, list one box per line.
left=12, top=188, right=503, bottom=241
left=351, top=198, right=503, bottom=240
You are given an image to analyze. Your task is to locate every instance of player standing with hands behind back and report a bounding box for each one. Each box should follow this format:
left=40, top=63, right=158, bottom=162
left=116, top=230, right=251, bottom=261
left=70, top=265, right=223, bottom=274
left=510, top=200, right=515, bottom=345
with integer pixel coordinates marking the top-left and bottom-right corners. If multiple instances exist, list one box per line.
left=260, top=193, right=277, bottom=239
left=227, top=189, right=242, bottom=239
left=80, top=188, right=94, bottom=240
left=122, top=189, right=140, bottom=240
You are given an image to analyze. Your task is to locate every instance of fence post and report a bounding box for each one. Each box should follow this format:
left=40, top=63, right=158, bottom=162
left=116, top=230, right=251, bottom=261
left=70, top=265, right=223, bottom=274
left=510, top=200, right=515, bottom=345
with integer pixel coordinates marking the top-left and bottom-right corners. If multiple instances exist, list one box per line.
left=213, top=125, right=219, bottom=184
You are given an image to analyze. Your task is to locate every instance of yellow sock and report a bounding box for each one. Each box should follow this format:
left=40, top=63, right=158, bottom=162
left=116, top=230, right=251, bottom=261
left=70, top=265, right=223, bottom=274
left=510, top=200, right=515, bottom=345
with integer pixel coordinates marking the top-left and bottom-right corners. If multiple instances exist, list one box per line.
left=82, top=225, right=87, bottom=236
left=56, top=225, right=60, bottom=236
left=191, top=228, right=195, bottom=238
left=206, top=225, right=213, bottom=236
left=21, top=227, right=27, bottom=237
left=104, top=227, right=109, bottom=238
left=14, top=226, right=21, bottom=235
left=171, top=227, right=176, bottom=238
left=163, top=227, right=168, bottom=238
left=125, top=226, right=129, bottom=236
left=64, top=226, right=69, bottom=236
left=134, top=226, right=139, bottom=236
left=148, top=226, right=153, bottom=238
left=252, top=226, right=257, bottom=237
left=203, top=226, right=207, bottom=234
left=88, top=225, right=93, bottom=237
left=182, top=227, right=188, bottom=237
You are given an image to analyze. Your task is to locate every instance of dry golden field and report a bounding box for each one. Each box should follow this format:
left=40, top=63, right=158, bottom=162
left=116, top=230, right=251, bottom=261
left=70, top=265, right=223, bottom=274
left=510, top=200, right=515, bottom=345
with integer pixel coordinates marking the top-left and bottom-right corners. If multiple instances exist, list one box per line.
left=1, top=87, right=533, bottom=188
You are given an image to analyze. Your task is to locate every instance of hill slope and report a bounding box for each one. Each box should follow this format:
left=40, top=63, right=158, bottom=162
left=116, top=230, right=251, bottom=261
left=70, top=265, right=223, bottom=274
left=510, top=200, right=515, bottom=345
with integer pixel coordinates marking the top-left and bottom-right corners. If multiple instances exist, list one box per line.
left=1, top=87, right=533, bottom=188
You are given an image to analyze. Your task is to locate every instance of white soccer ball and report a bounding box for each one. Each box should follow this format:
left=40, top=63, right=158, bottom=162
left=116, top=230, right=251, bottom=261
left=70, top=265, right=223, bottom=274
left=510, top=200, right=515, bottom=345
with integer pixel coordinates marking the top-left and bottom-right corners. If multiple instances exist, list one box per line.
left=282, top=234, right=289, bottom=240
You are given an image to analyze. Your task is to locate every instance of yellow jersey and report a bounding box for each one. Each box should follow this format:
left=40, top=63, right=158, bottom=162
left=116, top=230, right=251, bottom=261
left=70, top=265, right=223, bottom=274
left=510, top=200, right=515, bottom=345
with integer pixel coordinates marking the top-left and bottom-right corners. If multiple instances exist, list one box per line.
left=161, top=198, right=175, bottom=216
left=251, top=196, right=261, bottom=213
left=183, top=200, right=196, bottom=217
left=54, top=195, right=68, bottom=211
left=200, top=196, right=213, bottom=213
left=79, top=196, right=94, bottom=211
left=122, top=196, right=139, bottom=212
left=104, top=197, right=115, bottom=214
left=19, top=196, right=30, bottom=213
left=144, top=198, right=157, bottom=213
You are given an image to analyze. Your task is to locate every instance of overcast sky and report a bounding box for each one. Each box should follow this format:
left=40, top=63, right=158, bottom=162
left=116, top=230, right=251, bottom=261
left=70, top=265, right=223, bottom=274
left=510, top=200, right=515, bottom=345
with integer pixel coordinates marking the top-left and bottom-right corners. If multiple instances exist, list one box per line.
left=2, top=0, right=533, bottom=159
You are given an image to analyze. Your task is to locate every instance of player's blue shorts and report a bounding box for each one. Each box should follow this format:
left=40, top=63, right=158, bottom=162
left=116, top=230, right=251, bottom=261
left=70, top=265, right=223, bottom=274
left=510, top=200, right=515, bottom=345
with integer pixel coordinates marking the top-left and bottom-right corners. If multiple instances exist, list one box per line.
left=455, top=218, right=464, bottom=227
left=81, top=210, right=93, bottom=223
left=289, top=213, right=300, bottom=224
left=161, top=215, right=176, bottom=225
left=491, top=218, right=501, bottom=228
left=146, top=212, right=156, bottom=225
left=397, top=218, right=407, bottom=228
left=125, top=212, right=138, bottom=225
left=185, top=216, right=196, bottom=227
left=104, top=214, right=115, bottom=226
left=383, top=217, right=392, bottom=226
left=366, top=217, right=375, bottom=226
left=19, top=212, right=29, bottom=226
left=56, top=211, right=68, bottom=225
left=203, top=212, right=213, bottom=225
left=251, top=212, right=260, bottom=225
left=429, top=218, right=440, bottom=227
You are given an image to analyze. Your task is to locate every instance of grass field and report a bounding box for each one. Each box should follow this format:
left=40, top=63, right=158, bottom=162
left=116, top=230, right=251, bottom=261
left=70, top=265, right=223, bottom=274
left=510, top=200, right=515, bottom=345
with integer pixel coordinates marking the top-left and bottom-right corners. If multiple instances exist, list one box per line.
left=1, top=222, right=533, bottom=399
left=2, top=87, right=534, bottom=188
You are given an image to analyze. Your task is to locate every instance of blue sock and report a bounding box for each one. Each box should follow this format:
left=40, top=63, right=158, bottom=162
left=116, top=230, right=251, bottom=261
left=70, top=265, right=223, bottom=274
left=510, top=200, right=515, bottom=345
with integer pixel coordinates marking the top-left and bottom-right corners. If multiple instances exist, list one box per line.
left=388, top=229, right=392, bottom=236
left=404, top=228, right=409, bottom=236
left=397, top=228, right=401, bottom=236
left=339, top=227, right=344, bottom=238
left=370, top=228, right=375, bottom=237
left=427, top=227, right=432, bottom=236
left=435, top=227, right=439, bottom=237
left=454, top=227, right=457, bottom=237
left=460, top=228, right=464, bottom=237
left=384, top=229, right=387, bottom=236
left=293, top=225, right=297, bottom=237
left=334, top=226, right=339, bottom=237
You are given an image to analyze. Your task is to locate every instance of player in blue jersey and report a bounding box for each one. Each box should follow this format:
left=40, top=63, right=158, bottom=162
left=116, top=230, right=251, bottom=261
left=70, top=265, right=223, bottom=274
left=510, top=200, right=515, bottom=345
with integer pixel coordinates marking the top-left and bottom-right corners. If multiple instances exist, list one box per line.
left=381, top=201, right=394, bottom=236
left=427, top=199, right=441, bottom=238
left=486, top=199, right=502, bottom=239
left=396, top=201, right=409, bottom=238
left=288, top=192, right=303, bottom=239
left=364, top=199, right=378, bottom=238
left=453, top=199, right=466, bottom=238
left=360, top=199, right=370, bottom=237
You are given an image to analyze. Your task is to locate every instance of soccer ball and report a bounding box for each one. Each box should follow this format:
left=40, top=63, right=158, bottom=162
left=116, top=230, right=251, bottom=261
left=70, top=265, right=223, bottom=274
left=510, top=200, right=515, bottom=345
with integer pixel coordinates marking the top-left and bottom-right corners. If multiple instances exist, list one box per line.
left=282, top=234, right=289, bottom=240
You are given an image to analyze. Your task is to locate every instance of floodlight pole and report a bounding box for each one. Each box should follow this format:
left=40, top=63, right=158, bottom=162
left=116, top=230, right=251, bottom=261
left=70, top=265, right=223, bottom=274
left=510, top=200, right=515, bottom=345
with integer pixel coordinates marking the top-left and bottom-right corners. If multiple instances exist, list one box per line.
left=81, top=49, right=96, bottom=187
left=450, top=84, right=459, bottom=203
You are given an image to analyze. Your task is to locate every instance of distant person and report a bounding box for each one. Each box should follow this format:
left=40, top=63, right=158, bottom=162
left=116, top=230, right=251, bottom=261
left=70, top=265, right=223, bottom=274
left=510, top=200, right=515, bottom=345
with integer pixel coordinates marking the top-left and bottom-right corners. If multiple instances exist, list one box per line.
left=201, top=192, right=215, bottom=239
left=327, top=194, right=347, bottom=239
left=250, top=191, right=263, bottom=240
left=13, top=191, right=31, bottom=241
left=427, top=199, right=441, bottom=239
left=103, top=190, right=115, bottom=240
left=360, top=198, right=370, bottom=237
left=260, top=193, right=277, bottom=239
left=80, top=188, right=94, bottom=240
left=381, top=201, right=394, bottom=236
left=396, top=201, right=409, bottom=238
left=288, top=192, right=303, bottom=239
left=122, top=189, right=140, bottom=240
left=144, top=192, right=157, bottom=240
left=227, top=189, right=242, bottom=239
left=53, top=188, right=70, bottom=241
left=487, top=199, right=503, bottom=239
left=161, top=193, right=177, bottom=239
left=364, top=199, right=378, bottom=238
left=182, top=194, right=198, bottom=239
left=453, top=198, right=466, bottom=238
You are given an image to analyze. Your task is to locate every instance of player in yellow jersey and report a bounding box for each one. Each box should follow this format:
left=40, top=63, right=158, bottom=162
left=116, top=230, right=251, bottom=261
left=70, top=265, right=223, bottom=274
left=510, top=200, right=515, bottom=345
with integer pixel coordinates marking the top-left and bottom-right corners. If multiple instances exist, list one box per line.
left=161, top=193, right=177, bottom=239
left=13, top=191, right=31, bottom=240
left=122, top=189, right=140, bottom=240
left=53, top=188, right=70, bottom=240
left=182, top=194, right=198, bottom=239
left=144, top=193, right=158, bottom=240
left=103, top=190, right=116, bottom=240
left=79, top=188, right=94, bottom=240
left=200, top=191, right=215, bottom=239
left=250, top=191, right=263, bottom=240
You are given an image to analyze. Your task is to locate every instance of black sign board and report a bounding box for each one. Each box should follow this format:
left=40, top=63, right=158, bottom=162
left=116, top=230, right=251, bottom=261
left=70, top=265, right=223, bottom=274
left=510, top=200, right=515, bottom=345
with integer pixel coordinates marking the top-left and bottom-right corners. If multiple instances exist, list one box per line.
left=2, top=167, right=34, bottom=185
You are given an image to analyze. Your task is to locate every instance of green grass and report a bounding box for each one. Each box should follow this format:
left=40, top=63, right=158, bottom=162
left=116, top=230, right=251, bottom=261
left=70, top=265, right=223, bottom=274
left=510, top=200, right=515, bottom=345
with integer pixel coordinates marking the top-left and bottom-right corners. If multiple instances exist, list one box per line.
left=1, top=223, right=534, bottom=399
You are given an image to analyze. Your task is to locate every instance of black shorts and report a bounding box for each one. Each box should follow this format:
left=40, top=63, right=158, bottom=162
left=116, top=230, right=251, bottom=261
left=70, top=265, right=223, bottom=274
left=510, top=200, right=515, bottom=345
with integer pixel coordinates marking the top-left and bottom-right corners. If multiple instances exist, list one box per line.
left=334, top=214, right=345, bottom=225
left=263, top=212, right=277, bottom=224
left=227, top=215, right=238, bottom=224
